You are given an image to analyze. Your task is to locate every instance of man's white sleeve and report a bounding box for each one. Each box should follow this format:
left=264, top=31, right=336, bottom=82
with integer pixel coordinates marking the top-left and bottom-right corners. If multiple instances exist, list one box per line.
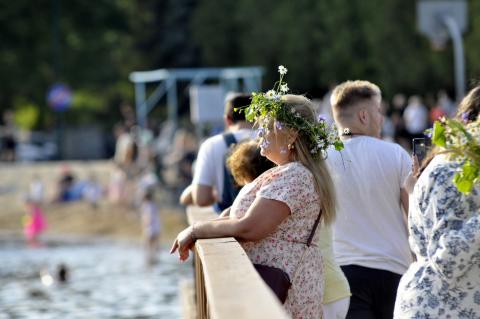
left=191, top=139, right=216, bottom=187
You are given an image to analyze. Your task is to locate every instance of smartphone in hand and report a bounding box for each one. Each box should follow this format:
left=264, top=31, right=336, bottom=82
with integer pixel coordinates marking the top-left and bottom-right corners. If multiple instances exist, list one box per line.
left=412, top=138, right=429, bottom=163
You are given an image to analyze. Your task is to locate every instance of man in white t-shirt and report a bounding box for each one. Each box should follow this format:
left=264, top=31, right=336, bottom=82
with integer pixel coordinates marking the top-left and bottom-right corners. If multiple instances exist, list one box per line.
left=326, top=80, right=412, bottom=319
left=180, top=94, right=253, bottom=211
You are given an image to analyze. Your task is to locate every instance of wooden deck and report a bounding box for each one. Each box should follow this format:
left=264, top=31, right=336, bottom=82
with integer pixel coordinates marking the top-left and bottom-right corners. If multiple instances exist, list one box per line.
left=182, top=206, right=290, bottom=319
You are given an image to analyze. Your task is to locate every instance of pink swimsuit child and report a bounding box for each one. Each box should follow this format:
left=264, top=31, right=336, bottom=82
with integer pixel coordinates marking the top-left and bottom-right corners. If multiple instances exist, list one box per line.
left=23, top=204, right=47, bottom=242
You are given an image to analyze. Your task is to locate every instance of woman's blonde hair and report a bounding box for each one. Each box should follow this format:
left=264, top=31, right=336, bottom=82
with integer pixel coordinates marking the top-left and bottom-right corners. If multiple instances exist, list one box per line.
left=456, top=85, right=480, bottom=122
left=280, top=94, right=337, bottom=225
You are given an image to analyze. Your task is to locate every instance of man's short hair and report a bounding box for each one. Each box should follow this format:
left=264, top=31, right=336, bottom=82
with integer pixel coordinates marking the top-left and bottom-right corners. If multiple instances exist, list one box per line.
left=330, top=80, right=381, bottom=110
left=224, top=93, right=251, bottom=123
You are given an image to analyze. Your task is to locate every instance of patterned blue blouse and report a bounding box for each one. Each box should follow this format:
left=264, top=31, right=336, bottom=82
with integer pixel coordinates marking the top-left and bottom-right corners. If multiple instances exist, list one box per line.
left=394, top=155, right=480, bottom=319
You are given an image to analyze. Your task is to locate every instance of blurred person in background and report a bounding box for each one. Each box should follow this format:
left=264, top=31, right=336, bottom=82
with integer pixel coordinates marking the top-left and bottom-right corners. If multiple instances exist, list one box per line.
left=53, top=165, right=76, bottom=202
left=29, top=174, right=45, bottom=204
left=108, top=162, right=127, bottom=205
left=141, top=188, right=161, bottom=265
left=113, top=123, right=133, bottom=169
left=403, top=95, right=428, bottom=139
left=23, top=195, right=47, bottom=247
left=152, top=120, right=176, bottom=185
left=179, top=93, right=253, bottom=211
left=163, top=127, right=198, bottom=193
left=120, top=102, right=136, bottom=130
left=381, top=101, right=395, bottom=142
left=0, top=110, right=17, bottom=162
left=437, top=89, right=455, bottom=117
left=83, top=173, right=103, bottom=210
left=390, top=94, right=410, bottom=150
left=135, top=166, right=158, bottom=208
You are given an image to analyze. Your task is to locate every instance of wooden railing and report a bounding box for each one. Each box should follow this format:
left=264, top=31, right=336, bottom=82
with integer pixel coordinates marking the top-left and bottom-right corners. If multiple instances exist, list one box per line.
left=184, top=206, right=290, bottom=319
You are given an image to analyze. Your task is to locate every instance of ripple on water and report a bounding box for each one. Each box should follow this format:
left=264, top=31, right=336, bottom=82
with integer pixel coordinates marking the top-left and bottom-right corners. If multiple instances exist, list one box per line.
left=0, top=241, right=191, bottom=318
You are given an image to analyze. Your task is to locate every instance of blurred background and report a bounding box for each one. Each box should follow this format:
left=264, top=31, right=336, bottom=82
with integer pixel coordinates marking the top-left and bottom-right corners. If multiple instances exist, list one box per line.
left=0, top=0, right=479, bottom=318
left=1, top=0, right=479, bottom=160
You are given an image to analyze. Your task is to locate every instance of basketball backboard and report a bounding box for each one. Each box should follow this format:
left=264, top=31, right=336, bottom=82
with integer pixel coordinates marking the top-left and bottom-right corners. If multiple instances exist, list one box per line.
left=417, top=0, right=467, bottom=47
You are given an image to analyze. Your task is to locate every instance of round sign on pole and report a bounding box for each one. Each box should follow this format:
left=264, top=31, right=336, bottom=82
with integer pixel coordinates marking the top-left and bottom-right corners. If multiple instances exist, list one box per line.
left=47, top=83, right=73, bottom=112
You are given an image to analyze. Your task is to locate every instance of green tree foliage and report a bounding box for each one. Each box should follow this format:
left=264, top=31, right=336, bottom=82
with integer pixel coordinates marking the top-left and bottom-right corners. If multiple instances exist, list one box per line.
left=0, top=0, right=137, bottom=128
left=191, top=0, right=478, bottom=99
left=0, top=0, right=479, bottom=130
left=0, top=0, right=205, bottom=129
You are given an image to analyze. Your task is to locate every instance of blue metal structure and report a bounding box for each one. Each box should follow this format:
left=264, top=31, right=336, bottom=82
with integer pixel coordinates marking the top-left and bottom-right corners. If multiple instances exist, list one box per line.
left=128, top=67, right=264, bottom=129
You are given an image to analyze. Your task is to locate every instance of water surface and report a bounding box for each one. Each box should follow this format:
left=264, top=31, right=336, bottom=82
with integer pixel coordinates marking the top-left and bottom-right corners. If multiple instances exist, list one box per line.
left=0, top=239, right=190, bottom=319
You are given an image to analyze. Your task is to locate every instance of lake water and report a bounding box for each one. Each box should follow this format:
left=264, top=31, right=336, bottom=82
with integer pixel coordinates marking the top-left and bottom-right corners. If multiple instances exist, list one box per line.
left=0, top=239, right=191, bottom=318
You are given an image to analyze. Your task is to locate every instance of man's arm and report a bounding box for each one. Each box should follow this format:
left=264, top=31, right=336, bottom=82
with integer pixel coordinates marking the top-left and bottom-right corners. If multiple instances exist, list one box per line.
left=398, top=147, right=414, bottom=220
left=179, top=184, right=217, bottom=207
left=179, top=185, right=193, bottom=205
left=192, top=184, right=216, bottom=206
left=400, top=187, right=409, bottom=229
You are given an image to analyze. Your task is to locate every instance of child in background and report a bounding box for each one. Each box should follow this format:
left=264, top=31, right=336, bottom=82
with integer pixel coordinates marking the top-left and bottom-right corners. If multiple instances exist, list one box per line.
left=29, top=175, right=45, bottom=204
left=54, top=165, right=76, bottom=202
left=108, top=163, right=127, bottom=204
left=220, top=140, right=274, bottom=218
left=226, top=140, right=275, bottom=187
left=23, top=196, right=47, bottom=247
left=135, top=167, right=158, bottom=208
left=83, top=174, right=103, bottom=209
left=141, top=188, right=161, bottom=265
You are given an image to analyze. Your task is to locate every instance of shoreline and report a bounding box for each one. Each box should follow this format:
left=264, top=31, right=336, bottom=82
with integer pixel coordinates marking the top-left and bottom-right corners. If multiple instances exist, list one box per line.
left=0, top=201, right=187, bottom=246
left=0, top=160, right=188, bottom=246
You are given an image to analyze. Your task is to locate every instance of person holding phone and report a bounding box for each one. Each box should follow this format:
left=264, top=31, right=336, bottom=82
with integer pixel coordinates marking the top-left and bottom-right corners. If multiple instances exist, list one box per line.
left=394, top=85, right=480, bottom=318
left=402, top=138, right=430, bottom=195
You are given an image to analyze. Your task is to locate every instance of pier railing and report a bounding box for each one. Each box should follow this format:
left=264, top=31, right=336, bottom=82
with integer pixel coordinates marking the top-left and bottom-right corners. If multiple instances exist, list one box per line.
left=183, top=206, right=290, bottom=319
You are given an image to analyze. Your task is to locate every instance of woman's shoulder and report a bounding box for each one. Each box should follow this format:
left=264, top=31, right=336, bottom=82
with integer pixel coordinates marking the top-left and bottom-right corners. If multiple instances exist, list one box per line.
left=420, top=155, right=461, bottom=184
left=266, top=161, right=311, bottom=179
left=415, top=154, right=479, bottom=201
left=254, top=162, right=311, bottom=189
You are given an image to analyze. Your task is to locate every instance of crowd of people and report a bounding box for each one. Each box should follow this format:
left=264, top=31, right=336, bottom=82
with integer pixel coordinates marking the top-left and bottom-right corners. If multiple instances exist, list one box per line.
left=171, top=67, right=479, bottom=319
left=2, top=69, right=477, bottom=317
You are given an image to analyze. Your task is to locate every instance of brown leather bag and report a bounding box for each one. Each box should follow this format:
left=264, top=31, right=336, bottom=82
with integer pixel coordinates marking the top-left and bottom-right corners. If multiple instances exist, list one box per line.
left=253, top=210, right=322, bottom=304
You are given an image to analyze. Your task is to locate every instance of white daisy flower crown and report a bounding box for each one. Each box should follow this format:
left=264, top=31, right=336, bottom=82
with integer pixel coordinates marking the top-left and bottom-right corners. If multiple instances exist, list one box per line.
left=237, top=66, right=344, bottom=159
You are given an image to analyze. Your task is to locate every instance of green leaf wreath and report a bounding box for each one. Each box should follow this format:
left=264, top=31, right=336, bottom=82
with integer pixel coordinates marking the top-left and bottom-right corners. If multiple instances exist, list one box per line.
left=431, top=117, right=480, bottom=194
left=238, top=65, right=343, bottom=159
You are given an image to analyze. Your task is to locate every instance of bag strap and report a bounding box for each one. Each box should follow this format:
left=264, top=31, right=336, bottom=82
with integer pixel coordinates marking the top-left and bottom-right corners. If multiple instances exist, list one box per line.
left=306, top=210, right=322, bottom=247
left=291, top=209, right=322, bottom=283
left=213, top=133, right=239, bottom=212
left=222, top=132, right=237, bottom=147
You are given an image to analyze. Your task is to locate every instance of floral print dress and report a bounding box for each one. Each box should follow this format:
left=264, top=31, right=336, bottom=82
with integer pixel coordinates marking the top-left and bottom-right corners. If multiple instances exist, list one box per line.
left=230, top=161, right=324, bottom=319
left=394, top=155, right=480, bottom=318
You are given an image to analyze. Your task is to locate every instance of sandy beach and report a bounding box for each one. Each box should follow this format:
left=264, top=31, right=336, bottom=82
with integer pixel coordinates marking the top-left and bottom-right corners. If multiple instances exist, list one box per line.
left=0, top=161, right=187, bottom=244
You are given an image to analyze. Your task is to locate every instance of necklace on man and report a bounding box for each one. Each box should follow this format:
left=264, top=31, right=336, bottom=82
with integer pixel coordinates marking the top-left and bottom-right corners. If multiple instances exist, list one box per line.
left=339, top=128, right=365, bottom=138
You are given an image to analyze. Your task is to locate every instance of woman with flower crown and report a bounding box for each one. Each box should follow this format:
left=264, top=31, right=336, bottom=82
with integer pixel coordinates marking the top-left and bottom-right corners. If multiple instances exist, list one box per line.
left=171, top=66, right=343, bottom=318
left=394, top=85, right=480, bottom=318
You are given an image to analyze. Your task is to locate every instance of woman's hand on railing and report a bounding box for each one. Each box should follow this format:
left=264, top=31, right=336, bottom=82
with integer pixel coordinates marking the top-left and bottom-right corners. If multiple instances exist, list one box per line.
left=170, top=225, right=195, bottom=262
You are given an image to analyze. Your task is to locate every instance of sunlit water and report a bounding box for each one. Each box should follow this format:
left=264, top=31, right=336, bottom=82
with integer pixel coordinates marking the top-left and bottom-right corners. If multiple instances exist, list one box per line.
left=0, top=239, right=191, bottom=318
